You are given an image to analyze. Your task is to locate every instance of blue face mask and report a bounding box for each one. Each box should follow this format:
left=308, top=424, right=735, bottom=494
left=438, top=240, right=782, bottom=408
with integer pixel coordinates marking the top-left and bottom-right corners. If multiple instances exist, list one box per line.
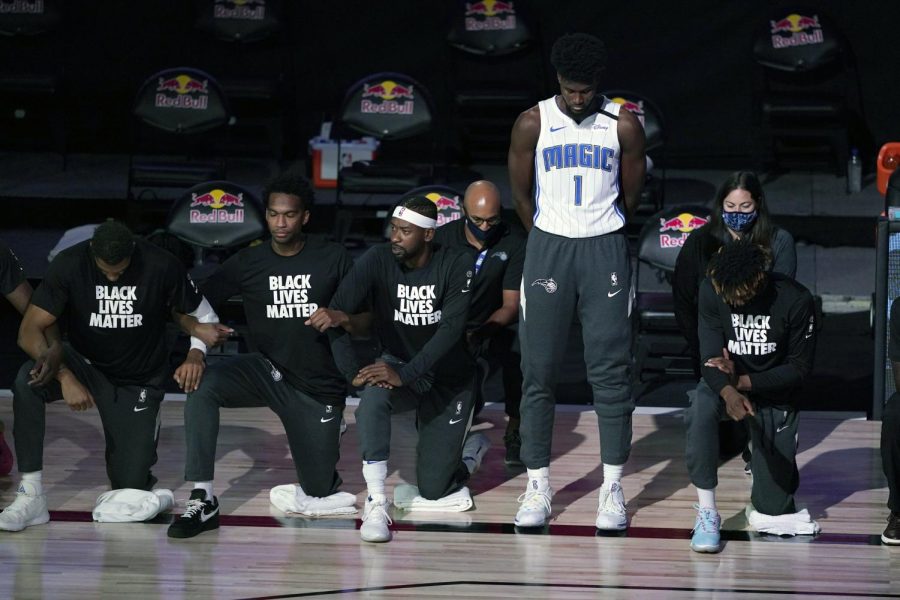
left=466, top=216, right=501, bottom=244
left=722, top=210, right=758, bottom=232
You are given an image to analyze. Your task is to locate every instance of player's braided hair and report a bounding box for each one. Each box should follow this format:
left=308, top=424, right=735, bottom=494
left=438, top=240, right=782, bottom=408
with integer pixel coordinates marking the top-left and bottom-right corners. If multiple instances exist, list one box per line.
left=707, top=239, right=771, bottom=306
left=550, top=33, right=607, bottom=84
left=264, top=164, right=315, bottom=211
left=91, top=220, right=135, bottom=264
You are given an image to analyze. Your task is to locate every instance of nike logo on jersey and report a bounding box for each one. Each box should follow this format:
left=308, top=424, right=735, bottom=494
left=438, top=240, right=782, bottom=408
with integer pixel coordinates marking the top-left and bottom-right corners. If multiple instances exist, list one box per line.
left=549, top=125, right=567, bottom=132
left=608, top=289, right=623, bottom=298
left=320, top=417, right=336, bottom=423
left=134, top=406, right=150, bottom=412
left=776, top=424, right=791, bottom=433
left=449, top=418, right=463, bottom=425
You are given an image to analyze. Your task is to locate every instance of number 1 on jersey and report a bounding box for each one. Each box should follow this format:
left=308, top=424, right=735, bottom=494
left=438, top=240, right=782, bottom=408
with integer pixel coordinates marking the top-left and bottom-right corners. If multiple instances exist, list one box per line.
left=573, top=175, right=583, bottom=206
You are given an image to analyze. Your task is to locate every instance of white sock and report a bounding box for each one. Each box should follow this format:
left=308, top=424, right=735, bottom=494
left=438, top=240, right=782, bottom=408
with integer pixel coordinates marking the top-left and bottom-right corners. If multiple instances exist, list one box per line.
left=362, top=460, right=387, bottom=500
left=192, top=481, right=214, bottom=499
left=526, top=467, right=550, bottom=492
left=21, top=471, right=42, bottom=495
left=697, top=487, right=717, bottom=510
left=602, top=463, right=624, bottom=487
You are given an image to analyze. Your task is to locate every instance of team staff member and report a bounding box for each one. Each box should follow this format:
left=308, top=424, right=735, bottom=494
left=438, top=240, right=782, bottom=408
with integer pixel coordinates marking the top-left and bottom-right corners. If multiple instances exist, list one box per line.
left=508, top=32, right=646, bottom=529
left=880, top=299, right=900, bottom=545
left=0, top=241, right=34, bottom=476
left=433, top=180, right=526, bottom=465
left=0, top=221, right=221, bottom=532
left=168, top=170, right=361, bottom=538
left=686, top=241, right=816, bottom=553
left=328, top=196, right=474, bottom=543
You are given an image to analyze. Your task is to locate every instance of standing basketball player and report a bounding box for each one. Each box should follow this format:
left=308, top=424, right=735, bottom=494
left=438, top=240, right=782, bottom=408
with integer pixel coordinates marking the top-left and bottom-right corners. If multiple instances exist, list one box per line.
left=508, top=33, right=646, bottom=529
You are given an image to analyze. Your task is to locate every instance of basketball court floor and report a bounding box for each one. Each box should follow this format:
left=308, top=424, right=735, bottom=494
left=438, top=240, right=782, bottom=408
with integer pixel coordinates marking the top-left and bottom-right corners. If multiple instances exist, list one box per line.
left=0, top=393, right=895, bottom=599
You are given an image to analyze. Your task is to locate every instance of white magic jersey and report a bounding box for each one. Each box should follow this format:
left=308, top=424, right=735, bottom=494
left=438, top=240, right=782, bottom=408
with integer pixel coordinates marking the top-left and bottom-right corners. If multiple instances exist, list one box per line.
left=533, top=96, right=623, bottom=238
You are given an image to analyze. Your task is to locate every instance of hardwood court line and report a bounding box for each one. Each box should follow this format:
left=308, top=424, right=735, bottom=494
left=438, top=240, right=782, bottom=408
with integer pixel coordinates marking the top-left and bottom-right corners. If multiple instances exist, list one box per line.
left=47, top=510, right=881, bottom=546
left=235, top=580, right=900, bottom=600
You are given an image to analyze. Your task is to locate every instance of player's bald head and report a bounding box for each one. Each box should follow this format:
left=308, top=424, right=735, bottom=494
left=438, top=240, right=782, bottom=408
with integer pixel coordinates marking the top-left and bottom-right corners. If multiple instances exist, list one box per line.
left=463, top=180, right=501, bottom=214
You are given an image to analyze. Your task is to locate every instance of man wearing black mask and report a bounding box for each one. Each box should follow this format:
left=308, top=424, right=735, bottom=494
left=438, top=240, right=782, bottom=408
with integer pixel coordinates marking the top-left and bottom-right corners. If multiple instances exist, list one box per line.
left=434, top=180, right=526, bottom=465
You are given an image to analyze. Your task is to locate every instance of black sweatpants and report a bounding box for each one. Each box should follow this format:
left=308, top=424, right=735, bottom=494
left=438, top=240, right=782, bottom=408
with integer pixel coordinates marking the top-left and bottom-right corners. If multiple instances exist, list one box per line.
left=882, top=392, right=900, bottom=513
left=356, top=375, right=474, bottom=500
left=183, top=353, right=343, bottom=498
left=473, top=327, right=522, bottom=420
left=12, top=344, right=163, bottom=490
left=685, top=379, right=799, bottom=515
left=519, top=227, right=634, bottom=468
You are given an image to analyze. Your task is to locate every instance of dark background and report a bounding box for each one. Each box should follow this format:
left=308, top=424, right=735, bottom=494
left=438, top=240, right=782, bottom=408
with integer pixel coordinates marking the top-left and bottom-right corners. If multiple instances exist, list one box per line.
left=2, top=0, right=898, bottom=166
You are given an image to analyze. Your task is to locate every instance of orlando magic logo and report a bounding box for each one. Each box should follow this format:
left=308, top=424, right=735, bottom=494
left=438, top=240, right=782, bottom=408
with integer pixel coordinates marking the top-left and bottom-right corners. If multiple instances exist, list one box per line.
left=531, top=278, right=558, bottom=293
left=491, top=251, right=508, bottom=262
left=610, top=272, right=618, bottom=287
left=265, top=358, right=282, bottom=382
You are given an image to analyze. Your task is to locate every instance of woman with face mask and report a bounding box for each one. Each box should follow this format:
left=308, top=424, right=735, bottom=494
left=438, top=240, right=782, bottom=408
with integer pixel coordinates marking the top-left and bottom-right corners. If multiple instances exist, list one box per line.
left=673, top=171, right=796, bottom=379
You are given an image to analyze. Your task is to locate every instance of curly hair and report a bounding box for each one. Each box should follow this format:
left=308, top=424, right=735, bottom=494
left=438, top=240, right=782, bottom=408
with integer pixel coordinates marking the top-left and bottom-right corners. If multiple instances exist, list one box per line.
left=263, top=164, right=315, bottom=212
left=91, top=220, right=135, bottom=264
left=707, top=239, right=771, bottom=306
left=550, top=33, right=607, bottom=84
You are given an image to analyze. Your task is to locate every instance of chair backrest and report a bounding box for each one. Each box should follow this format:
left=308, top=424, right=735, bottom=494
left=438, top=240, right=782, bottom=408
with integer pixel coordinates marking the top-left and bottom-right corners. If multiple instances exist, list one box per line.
left=166, top=180, right=265, bottom=249
left=193, top=0, right=283, bottom=42
left=637, top=204, right=712, bottom=273
left=0, top=0, right=61, bottom=35
left=603, top=90, right=665, bottom=154
left=133, top=68, right=230, bottom=134
left=339, top=72, right=434, bottom=141
left=446, top=0, right=534, bottom=56
left=753, top=9, right=843, bottom=72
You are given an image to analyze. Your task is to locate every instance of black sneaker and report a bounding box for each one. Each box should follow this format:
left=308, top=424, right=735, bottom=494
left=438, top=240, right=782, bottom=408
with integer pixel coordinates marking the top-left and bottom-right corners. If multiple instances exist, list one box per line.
left=167, top=489, right=220, bottom=539
left=504, top=430, right=523, bottom=467
left=882, top=512, right=900, bottom=545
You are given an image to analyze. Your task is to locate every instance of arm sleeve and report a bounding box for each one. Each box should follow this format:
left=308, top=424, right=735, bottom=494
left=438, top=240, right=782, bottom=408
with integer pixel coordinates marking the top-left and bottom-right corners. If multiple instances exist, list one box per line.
left=672, top=232, right=702, bottom=365
left=771, top=229, right=797, bottom=279
left=398, top=251, right=472, bottom=385
left=502, top=237, right=526, bottom=291
left=0, top=243, right=26, bottom=295
left=747, top=289, right=816, bottom=393
left=327, top=248, right=379, bottom=382
left=198, top=253, right=243, bottom=310
left=698, top=280, right=731, bottom=395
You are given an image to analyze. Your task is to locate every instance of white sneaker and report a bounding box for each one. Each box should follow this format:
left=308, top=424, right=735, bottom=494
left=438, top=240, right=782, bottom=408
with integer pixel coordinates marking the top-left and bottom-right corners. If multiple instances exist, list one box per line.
left=462, top=432, right=492, bottom=475
left=0, top=482, right=50, bottom=532
left=360, top=494, right=392, bottom=543
left=595, top=481, right=628, bottom=530
left=515, top=484, right=553, bottom=527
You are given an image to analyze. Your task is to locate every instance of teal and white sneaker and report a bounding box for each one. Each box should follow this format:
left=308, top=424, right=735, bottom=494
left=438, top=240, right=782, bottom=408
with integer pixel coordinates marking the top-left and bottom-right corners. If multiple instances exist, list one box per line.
left=690, top=505, right=722, bottom=553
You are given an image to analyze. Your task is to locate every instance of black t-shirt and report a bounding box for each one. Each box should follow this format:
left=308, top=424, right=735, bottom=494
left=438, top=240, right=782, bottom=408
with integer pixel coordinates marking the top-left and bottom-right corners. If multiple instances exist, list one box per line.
left=433, top=219, right=525, bottom=327
left=329, top=243, right=473, bottom=386
left=201, top=236, right=352, bottom=404
left=0, top=241, right=26, bottom=295
left=31, top=239, right=204, bottom=385
left=699, top=273, right=816, bottom=405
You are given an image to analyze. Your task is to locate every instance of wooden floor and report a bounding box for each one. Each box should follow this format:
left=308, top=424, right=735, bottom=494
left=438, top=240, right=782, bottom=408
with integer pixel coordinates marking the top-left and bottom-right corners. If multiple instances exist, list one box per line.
left=0, top=394, right=897, bottom=599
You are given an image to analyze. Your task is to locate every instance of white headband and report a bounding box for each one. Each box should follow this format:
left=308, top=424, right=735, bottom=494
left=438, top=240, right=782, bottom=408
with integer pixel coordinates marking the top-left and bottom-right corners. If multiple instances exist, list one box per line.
left=392, top=206, right=437, bottom=229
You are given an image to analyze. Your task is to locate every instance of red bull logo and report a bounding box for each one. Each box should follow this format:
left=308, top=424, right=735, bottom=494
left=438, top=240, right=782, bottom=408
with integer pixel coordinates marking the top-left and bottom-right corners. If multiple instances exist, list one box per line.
left=465, top=0, right=516, bottom=31
left=610, top=96, right=646, bottom=127
left=360, top=80, right=415, bottom=115
left=769, top=13, right=824, bottom=49
left=425, top=192, right=462, bottom=226
left=155, top=74, right=209, bottom=110
left=189, top=189, right=245, bottom=224
left=0, top=0, right=44, bottom=14
left=658, top=212, right=708, bottom=248
left=214, top=0, right=265, bottom=21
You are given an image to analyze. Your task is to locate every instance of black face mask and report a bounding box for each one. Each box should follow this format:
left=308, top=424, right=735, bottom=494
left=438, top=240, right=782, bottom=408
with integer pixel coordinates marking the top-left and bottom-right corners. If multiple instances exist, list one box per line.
left=466, top=216, right=501, bottom=244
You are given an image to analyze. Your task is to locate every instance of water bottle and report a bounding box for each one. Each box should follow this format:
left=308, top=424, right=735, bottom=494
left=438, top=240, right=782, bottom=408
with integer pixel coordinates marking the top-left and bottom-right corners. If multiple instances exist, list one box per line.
left=847, top=147, right=862, bottom=193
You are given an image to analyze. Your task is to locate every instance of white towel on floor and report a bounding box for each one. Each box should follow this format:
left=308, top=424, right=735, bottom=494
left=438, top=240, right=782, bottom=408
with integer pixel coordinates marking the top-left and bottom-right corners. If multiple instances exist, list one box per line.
left=269, top=484, right=357, bottom=516
left=92, top=488, right=174, bottom=522
left=746, top=506, right=821, bottom=536
left=393, top=484, right=473, bottom=512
